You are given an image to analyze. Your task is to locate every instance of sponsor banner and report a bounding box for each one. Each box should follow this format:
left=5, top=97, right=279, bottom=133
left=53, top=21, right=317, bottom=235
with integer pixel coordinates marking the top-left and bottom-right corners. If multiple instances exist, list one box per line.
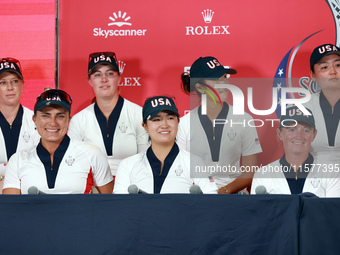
left=59, top=0, right=338, bottom=166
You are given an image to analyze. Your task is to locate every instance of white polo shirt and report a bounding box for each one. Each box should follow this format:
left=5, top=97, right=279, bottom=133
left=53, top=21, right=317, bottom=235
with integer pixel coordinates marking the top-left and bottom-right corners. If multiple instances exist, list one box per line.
left=304, top=91, right=340, bottom=160
left=177, top=104, right=262, bottom=188
left=251, top=156, right=340, bottom=197
left=4, top=136, right=113, bottom=194
left=114, top=144, right=218, bottom=194
left=0, top=106, right=39, bottom=176
left=68, top=97, right=149, bottom=176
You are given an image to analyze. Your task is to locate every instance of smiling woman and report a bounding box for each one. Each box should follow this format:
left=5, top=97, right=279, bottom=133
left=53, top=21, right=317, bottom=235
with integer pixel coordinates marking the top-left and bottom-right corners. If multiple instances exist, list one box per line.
left=113, top=95, right=218, bottom=194
left=2, top=89, right=113, bottom=194
left=251, top=105, right=340, bottom=197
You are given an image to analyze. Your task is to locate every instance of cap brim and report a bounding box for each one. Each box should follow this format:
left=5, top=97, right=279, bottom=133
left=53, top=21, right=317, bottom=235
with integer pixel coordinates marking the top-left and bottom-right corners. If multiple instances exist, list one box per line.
left=88, top=62, right=119, bottom=75
left=145, top=108, right=179, bottom=121
left=311, top=52, right=340, bottom=69
left=206, top=67, right=237, bottom=79
left=35, top=101, right=71, bottom=113
left=0, top=69, right=23, bottom=79
left=280, top=120, right=315, bottom=128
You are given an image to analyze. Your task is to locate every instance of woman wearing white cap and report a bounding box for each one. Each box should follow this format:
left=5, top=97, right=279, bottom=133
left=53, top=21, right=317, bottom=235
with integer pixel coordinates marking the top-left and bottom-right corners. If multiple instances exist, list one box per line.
left=251, top=106, right=340, bottom=197
left=0, top=57, right=39, bottom=193
left=114, top=95, right=217, bottom=194
left=304, top=44, right=340, bottom=162
left=3, top=89, right=113, bottom=194
left=177, top=56, right=262, bottom=194
left=68, top=52, right=148, bottom=187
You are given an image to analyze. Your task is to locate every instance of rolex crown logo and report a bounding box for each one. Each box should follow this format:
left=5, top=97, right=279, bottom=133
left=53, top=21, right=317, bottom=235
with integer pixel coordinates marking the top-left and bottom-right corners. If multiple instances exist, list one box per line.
left=118, top=61, right=126, bottom=74
left=202, top=9, right=214, bottom=23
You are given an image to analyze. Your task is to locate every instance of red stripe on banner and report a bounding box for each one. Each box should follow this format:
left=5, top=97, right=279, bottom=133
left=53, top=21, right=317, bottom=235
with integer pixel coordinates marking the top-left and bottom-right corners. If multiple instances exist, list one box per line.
left=0, top=3, right=55, bottom=15
left=85, top=167, right=94, bottom=194
left=0, top=31, right=54, bottom=59
left=0, top=15, right=54, bottom=31
left=0, top=0, right=54, bottom=3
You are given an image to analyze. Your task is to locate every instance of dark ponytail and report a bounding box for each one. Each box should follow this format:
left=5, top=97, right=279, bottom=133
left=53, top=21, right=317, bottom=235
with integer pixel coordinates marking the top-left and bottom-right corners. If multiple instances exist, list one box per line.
left=181, top=72, right=191, bottom=95
left=181, top=72, right=202, bottom=96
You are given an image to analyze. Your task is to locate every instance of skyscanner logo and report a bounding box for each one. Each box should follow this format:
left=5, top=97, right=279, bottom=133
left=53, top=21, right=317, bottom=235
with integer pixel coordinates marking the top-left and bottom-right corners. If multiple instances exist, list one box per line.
left=108, top=11, right=132, bottom=27
left=93, top=11, right=147, bottom=38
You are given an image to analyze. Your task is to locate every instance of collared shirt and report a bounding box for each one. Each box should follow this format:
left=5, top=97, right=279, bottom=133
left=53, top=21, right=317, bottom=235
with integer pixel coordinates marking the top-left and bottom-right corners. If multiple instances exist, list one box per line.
left=198, top=103, right=229, bottom=162
left=0, top=105, right=23, bottom=160
left=146, top=143, right=179, bottom=193
left=279, top=154, right=314, bottom=194
left=94, top=95, right=124, bottom=155
left=319, top=91, right=340, bottom=146
left=37, top=135, right=70, bottom=188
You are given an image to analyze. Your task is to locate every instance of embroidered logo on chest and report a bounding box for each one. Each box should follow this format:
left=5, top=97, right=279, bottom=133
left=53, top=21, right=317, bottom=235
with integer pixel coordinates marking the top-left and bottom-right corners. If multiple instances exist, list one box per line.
left=310, top=178, right=320, bottom=188
left=65, top=156, right=75, bottom=166
left=175, top=165, right=183, bottom=176
left=227, top=129, right=236, bottom=141
left=22, top=131, right=30, bottom=143
left=119, top=122, right=128, bottom=133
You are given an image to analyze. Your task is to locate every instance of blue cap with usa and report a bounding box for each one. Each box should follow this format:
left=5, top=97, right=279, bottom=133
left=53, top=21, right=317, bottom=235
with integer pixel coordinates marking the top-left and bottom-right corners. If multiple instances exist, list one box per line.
left=279, top=105, right=315, bottom=128
left=88, top=51, right=119, bottom=75
left=142, top=95, right=179, bottom=121
left=34, top=89, right=73, bottom=113
left=0, top=57, right=23, bottom=79
left=310, top=43, right=340, bottom=69
left=190, top=56, right=237, bottom=79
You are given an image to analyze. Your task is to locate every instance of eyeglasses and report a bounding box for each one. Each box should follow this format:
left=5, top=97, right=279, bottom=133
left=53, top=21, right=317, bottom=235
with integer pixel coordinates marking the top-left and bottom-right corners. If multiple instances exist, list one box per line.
left=0, top=57, right=22, bottom=73
left=88, top=52, right=117, bottom=63
left=35, top=89, right=73, bottom=105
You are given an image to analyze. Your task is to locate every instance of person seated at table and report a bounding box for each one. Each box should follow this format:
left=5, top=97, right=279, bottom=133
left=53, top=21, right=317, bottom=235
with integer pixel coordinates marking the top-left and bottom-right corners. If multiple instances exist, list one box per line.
left=3, top=89, right=113, bottom=194
left=251, top=105, right=340, bottom=197
left=114, top=95, right=218, bottom=194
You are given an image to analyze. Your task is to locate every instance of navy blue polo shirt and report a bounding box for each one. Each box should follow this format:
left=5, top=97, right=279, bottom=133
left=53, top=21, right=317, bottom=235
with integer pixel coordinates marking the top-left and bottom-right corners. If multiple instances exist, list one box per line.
left=279, top=153, right=314, bottom=194
left=146, top=143, right=179, bottom=193
left=0, top=105, right=23, bottom=160
left=198, top=103, right=229, bottom=162
left=319, top=91, right=340, bottom=146
left=37, top=135, right=70, bottom=189
left=94, top=96, right=124, bottom=156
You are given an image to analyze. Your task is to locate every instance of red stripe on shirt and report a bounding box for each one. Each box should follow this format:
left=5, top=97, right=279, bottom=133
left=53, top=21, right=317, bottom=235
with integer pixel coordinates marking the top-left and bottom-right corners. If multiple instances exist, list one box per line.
left=84, top=167, right=94, bottom=194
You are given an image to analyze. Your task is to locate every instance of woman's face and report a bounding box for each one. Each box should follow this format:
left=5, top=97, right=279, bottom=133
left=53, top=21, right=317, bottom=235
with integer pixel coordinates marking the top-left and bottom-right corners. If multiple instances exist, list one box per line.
left=0, top=72, right=24, bottom=107
left=196, top=74, right=229, bottom=103
left=277, top=122, right=317, bottom=156
left=142, top=111, right=179, bottom=146
left=88, top=65, right=121, bottom=100
left=33, top=105, right=70, bottom=147
left=310, top=54, right=340, bottom=91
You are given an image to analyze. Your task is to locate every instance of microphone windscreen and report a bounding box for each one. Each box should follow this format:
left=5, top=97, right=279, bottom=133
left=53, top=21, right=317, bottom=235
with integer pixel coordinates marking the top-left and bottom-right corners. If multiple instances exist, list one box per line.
left=255, top=185, right=268, bottom=194
left=27, top=186, right=39, bottom=194
left=128, top=184, right=139, bottom=194
left=189, top=185, right=202, bottom=194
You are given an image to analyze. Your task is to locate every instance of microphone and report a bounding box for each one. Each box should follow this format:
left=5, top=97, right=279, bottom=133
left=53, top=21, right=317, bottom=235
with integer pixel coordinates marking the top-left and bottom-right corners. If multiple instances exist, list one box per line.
left=127, top=184, right=147, bottom=194
left=237, top=190, right=248, bottom=195
left=27, top=186, right=46, bottom=194
left=255, top=185, right=269, bottom=194
left=189, top=184, right=203, bottom=194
